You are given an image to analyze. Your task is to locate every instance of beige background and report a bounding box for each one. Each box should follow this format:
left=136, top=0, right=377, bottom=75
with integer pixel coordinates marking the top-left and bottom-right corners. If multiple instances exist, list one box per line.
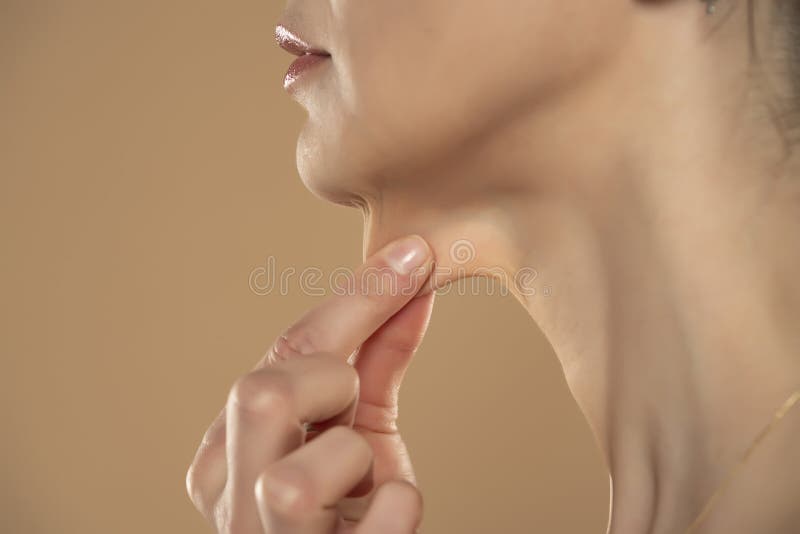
left=0, top=2, right=608, bottom=532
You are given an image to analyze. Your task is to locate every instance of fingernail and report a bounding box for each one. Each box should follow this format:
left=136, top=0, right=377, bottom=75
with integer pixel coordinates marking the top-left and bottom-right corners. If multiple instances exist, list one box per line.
left=383, top=235, right=431, bottom=275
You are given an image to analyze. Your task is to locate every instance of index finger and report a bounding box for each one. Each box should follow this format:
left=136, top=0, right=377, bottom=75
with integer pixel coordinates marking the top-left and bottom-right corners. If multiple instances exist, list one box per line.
left=265, top=235, right=434, bottom=364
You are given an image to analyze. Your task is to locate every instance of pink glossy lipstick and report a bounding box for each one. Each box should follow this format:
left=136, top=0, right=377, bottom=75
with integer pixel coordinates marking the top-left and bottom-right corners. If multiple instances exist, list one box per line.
left=275, top=24, right=331, bottom=92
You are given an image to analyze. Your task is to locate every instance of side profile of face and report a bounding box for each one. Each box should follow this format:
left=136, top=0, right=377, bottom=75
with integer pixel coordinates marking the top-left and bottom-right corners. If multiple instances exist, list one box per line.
left=279, top=0, right=633, bottom=205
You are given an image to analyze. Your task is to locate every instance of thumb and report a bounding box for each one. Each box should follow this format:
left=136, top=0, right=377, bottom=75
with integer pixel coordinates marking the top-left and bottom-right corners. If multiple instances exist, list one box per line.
left=352, top=292, right=435, bottom=409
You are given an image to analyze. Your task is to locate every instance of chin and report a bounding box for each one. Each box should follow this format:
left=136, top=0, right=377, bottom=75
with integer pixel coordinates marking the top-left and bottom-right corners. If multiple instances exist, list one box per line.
left=294, top=115, right=398, bottom=208
left=294, top=121, right=358, bottom=206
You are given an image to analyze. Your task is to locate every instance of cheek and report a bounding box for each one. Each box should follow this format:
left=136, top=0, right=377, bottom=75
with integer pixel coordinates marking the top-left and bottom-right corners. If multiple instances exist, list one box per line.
left=348, top=4, right=628, bottom=150
left=298, top=1, right=631, bottom=199
left=328, top=14, right=530, bottom=184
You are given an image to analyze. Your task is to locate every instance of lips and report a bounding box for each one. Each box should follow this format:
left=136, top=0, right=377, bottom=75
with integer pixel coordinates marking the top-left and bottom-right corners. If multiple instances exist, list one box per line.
left=275, top=24, right=331, bottom=91
left=275, top=24, right=328, bottom=57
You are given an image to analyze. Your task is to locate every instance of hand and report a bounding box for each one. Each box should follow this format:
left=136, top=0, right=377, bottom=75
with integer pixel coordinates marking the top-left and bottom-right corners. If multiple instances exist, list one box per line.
left=186, top=235, right=436, bottom=533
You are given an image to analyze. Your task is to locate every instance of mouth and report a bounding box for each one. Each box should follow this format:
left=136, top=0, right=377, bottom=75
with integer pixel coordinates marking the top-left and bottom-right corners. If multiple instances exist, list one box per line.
left=275, top=24, right=331, bottom=92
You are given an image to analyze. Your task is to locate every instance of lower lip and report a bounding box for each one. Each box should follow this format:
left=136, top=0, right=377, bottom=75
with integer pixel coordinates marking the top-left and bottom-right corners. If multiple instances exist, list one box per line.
left=284, top=54, right=330, bottom=91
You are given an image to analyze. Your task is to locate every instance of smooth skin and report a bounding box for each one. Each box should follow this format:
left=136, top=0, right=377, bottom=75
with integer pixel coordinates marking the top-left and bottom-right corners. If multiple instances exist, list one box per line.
left=187, top=235, right=435, bottom=533
left=191, top=0, right=800, bottom=532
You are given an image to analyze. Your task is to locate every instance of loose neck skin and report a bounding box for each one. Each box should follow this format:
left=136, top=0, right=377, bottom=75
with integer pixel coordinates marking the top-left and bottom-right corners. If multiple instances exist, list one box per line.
left=357, top=7, right=800, bottom=534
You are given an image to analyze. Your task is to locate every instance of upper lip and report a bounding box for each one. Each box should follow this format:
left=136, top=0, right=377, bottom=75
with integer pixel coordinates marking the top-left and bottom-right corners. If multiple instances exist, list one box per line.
left=275, top=24, right=330, bottom=57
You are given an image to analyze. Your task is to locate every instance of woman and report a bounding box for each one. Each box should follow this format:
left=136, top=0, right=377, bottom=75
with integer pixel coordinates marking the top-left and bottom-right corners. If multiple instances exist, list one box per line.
left=186, top=1, right=800, bottom=532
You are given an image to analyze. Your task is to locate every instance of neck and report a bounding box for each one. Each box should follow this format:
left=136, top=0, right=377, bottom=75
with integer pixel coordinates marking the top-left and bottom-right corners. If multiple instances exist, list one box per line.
left=357, top=11, right=800, bottom=532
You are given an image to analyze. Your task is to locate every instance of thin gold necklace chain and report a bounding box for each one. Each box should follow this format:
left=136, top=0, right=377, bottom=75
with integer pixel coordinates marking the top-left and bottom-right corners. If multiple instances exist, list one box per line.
left=683, top=388, right=800, bottom=534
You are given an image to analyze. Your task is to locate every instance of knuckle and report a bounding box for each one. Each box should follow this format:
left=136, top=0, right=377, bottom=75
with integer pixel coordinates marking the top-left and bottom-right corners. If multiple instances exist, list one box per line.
left=255, top=468, right=311, bottom=519
left=353, top=400, right=399, bottom=434
left=378, top=331, right=424, bottom=356
left=271, top=325, right=323, bottom=361
left=228, top=371, right=292, bottom=418
left=185, top=462, right=208, bottom=510
left=185, top=440, right=226, bottom=514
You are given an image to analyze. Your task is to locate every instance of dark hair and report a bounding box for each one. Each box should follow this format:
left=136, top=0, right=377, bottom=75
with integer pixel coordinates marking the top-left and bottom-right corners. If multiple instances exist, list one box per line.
left=764, top=0, right=800, bottom=148
left=775, top=2, right=800, bottom=88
